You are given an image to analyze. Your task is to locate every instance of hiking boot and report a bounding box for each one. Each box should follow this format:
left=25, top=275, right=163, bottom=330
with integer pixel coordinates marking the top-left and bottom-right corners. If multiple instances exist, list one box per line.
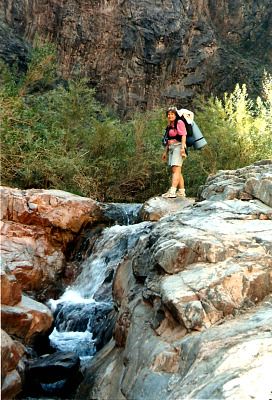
left=162, top=187, right=177, bottom=198
left=176, top=189, right=186, bottom=198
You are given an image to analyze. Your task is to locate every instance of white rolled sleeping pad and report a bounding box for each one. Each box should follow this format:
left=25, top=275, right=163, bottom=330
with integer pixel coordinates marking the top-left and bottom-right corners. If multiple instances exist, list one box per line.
left=191, top=121, right=207, bottom=150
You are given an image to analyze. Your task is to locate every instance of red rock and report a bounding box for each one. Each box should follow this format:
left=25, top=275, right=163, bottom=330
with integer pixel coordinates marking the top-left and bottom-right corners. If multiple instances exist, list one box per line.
left=1, top=187, right=103, bottom=232
left=0, top=186, right=104, bottom=298
left=1, top=330, right=24, bottom=400
left=1, top=294, right=53, bottom=344
left=0, top=263, right=22, bottom=306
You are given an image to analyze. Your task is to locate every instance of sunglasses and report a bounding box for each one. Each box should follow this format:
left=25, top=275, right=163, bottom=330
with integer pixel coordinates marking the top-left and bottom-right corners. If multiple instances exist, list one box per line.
left=167, top=107, right=176, bottom=111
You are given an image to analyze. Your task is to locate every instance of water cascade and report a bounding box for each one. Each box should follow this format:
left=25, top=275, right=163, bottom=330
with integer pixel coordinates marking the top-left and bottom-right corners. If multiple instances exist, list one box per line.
left=48, top=204, right=152, bottom=360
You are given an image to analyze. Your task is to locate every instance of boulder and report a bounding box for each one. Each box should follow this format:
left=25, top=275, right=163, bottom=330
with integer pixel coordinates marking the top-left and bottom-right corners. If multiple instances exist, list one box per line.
left=27, top=351, right=80, bottom=383
left=1, top=262, right=22, bottom=306
left=1, top=261, right=54, bottom=348
left=0, top=186, right=104, bottom=300
left=139, top=196, right=194, bottom=221
left=1, top=261, right=54, bottom=398
left=1, top=220, right=65, bottom=298
left=1, top=294, right=53, bottom=346
left=0, top=186, right=104, bottom=232
left=197, top=159, right=272, bottom=206
left=1, top=330, right=26, bottom=400
left=22, top=351, right=82, bottom=398
left=77, top=297, right=272, bottom=400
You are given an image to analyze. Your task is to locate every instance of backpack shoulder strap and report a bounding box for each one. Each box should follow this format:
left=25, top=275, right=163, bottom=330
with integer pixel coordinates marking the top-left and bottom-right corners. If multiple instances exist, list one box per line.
left=179, top=115, right=193, bottom=137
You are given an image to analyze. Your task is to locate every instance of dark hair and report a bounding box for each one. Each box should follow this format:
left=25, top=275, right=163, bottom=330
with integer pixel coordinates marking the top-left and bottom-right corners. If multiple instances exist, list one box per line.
left=166, top=106, right=177, bottom=116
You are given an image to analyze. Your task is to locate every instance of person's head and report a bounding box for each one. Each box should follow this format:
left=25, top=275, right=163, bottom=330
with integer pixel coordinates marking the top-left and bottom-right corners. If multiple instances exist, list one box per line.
left=166, top=106, right=177, bottom=122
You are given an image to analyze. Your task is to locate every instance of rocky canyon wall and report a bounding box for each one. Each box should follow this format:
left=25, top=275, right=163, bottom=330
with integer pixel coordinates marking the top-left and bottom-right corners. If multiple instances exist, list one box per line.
left=1, top=0, right=271, bottom=115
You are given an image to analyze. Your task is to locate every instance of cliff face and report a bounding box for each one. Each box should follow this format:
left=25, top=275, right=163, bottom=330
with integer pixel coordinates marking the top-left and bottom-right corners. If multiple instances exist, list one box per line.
left=1, top=0, right=271, bottom=115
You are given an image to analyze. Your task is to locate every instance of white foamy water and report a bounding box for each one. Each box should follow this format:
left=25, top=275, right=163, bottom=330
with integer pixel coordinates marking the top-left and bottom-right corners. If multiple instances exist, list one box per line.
left=48, top=290, right=97, bottom=313
left=49, top=328, right=96, bottom=360
left=48, top=220, right=152, bottom=358
left=71, top=222, right=151, bottom=299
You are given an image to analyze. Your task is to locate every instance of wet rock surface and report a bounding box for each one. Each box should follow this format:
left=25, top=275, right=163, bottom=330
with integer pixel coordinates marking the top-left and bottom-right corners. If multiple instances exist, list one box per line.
left=20, top=351, right=82, bottom=398
left=52, top=301, right=115, bottom=353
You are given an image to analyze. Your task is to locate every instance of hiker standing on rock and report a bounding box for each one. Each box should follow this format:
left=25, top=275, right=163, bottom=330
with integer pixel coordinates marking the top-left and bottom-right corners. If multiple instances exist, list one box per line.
left=162, top=106, right=187, bottom=198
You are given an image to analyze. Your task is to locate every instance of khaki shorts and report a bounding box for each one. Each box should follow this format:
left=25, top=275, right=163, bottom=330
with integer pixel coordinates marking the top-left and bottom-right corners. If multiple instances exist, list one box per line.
left=168, top=143, right=184, bottom=167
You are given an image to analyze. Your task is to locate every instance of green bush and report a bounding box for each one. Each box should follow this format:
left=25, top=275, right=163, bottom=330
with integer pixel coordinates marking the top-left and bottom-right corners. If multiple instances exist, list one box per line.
left=184, top=75, right=272, bottom=196
left=1, top=39, right=271, bottom=202
left=0, top=41, right=168, bottom=201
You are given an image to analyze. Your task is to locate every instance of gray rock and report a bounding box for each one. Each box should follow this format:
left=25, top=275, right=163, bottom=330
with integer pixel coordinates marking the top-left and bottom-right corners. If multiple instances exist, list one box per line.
left=27, top=351, right=80, bottom=383
left=76, top=162, right=272, bottom=400
left=24, top=351, right=82, bottom=397
left=197, top=159, right=272, bottom=206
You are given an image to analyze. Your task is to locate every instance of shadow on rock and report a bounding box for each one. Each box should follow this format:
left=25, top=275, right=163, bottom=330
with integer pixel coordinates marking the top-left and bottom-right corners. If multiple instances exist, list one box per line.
left=19, top=351, right=82, bottom=399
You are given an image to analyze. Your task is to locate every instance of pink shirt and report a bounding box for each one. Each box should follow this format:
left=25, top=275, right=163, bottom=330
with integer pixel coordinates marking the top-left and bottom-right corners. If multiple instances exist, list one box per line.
left=168, top=120, right=187, bottom=140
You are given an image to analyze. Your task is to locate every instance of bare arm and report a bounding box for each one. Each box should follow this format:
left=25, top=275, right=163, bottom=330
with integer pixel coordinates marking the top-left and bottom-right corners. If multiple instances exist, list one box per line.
left=162, top=146, right=168, bottom=161
left=180, top=135, right=186, bottom=155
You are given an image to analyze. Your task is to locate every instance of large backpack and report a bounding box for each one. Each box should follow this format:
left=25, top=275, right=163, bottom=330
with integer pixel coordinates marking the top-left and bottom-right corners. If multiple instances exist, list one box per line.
left=162, top=109, right=207, bottom=150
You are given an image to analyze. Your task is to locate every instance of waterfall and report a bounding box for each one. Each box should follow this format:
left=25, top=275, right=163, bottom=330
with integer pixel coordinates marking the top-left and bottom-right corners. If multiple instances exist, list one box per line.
left=104, top=203, right=142, bottom=226
left=47, top=204, right=152, bottom=361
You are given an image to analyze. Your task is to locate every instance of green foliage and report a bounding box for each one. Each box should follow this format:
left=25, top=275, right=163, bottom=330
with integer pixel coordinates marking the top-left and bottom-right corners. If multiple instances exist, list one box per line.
left=1, top=38, right=271, bottom=202
left=185, top=75, right=272, bottom=196
left=0, top=40, right=168, bottom=201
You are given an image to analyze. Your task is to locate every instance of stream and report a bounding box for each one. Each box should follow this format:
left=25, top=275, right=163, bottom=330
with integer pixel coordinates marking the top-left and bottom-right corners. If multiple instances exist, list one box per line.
left=47, top=203, right=152, bottom=361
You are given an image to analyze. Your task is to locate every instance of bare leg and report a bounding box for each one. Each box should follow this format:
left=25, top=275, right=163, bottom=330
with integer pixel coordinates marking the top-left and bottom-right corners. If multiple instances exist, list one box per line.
left=171, top=166, right=184, bottom=189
